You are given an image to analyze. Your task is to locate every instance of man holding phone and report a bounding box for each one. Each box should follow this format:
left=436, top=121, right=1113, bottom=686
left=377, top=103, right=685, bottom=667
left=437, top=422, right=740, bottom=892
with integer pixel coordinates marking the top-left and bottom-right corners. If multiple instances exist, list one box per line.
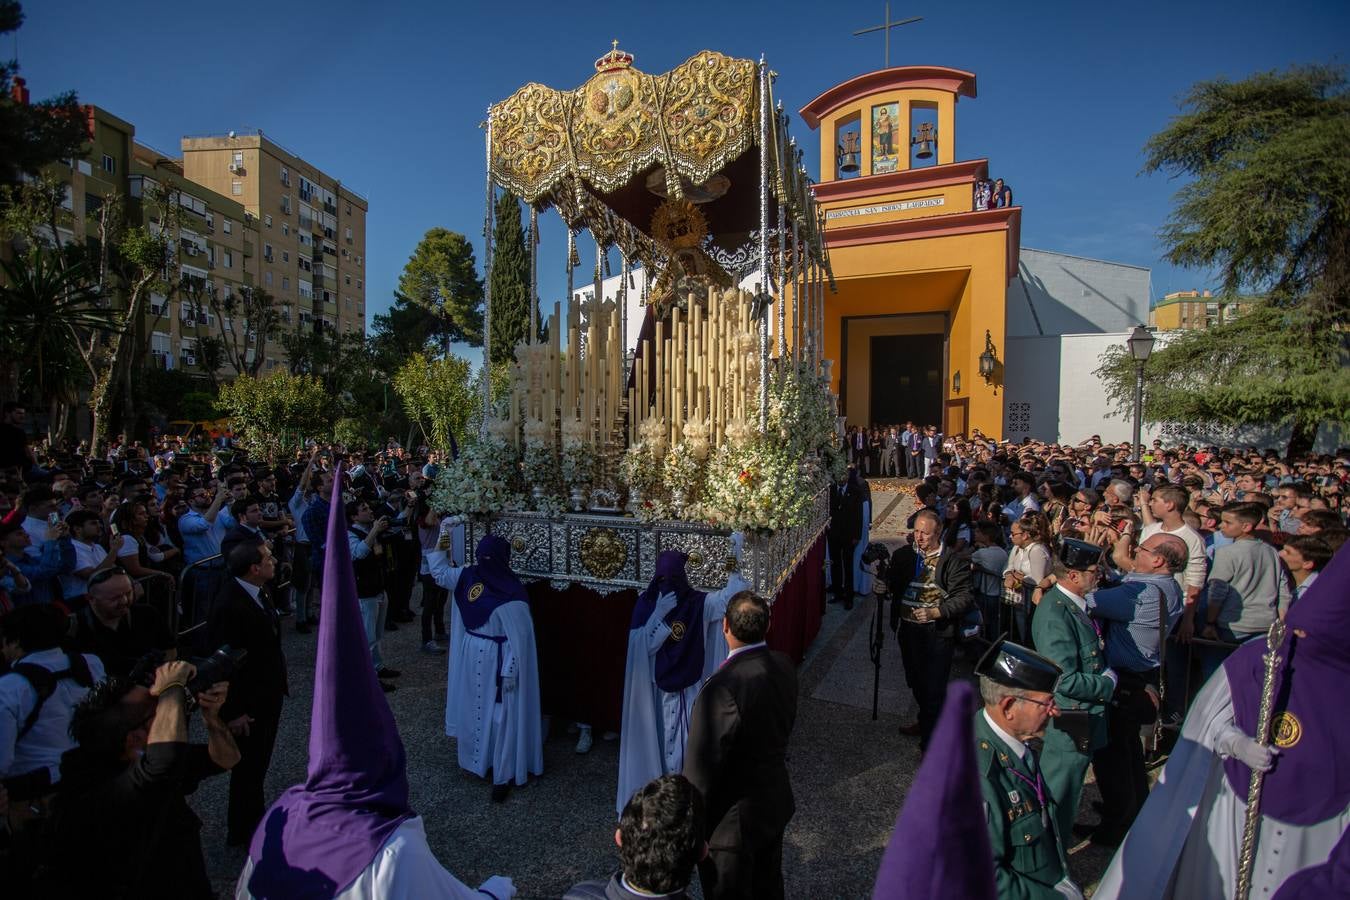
left=347, top=500, right=399, bottom=692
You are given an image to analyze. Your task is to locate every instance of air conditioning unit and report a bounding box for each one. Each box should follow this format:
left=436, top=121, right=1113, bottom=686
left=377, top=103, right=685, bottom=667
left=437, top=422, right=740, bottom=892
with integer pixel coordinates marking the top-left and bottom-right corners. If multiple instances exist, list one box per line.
left=184, top=354, right=197, bottom=366
left=183, top=317, right=196, bottom=328
left=184, top=246, right=199, bottom=256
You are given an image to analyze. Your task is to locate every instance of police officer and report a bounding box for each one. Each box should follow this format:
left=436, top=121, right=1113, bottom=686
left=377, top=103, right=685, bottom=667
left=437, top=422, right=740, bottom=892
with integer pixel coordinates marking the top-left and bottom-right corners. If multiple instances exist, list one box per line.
left=1030, top=538, right=1117, bottom=846
left=974, top=639, right=1083, bottom=900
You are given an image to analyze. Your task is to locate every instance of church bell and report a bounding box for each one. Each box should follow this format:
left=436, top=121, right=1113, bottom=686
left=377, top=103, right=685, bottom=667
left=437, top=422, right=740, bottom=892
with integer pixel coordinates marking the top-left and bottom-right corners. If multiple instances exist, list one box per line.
left=837, top=130, right=861, bottom=174
left=912, top=123, right=936, bottom=160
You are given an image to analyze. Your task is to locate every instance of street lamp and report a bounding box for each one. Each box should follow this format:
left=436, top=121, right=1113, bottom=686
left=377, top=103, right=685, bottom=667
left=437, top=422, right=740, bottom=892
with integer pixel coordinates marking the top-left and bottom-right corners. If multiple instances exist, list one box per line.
left=1126, top=324, right=1155, bottom=461
left=978, top=330, right=998, bottom=382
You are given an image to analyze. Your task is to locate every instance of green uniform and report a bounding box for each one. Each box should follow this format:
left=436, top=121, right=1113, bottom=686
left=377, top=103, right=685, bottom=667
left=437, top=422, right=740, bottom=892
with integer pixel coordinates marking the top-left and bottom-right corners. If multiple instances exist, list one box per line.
left=1029, top=585, right=1115, bottom=842
left=974, top=711, right=1071, bottom=900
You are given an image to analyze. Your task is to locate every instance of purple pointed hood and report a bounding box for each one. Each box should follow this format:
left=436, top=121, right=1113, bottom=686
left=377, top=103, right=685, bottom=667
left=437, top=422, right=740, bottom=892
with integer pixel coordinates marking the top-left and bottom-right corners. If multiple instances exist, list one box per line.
left=246, top=465, right=412, bottom=899
left=872, top=681, right=995, bottom=900
left=1223, top=543, right=1350, bottom=825
left=632, top=550, right=708, bottom=693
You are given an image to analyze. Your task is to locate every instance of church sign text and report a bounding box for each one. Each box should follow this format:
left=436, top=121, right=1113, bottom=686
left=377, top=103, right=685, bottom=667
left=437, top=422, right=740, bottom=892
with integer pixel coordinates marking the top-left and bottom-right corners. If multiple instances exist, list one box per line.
left=826, top=196, right=946, bottom=221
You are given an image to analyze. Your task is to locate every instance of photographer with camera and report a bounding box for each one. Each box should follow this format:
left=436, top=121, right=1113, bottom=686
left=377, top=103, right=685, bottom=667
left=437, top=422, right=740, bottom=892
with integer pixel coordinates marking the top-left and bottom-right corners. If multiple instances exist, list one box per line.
left=48, top=659, right=238, bottom=898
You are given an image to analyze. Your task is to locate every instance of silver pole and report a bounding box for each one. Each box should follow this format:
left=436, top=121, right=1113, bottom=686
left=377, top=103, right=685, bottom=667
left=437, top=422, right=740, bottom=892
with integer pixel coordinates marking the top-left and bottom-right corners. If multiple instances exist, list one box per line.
left=777, top=200, right=787, bottom=360
left=1131, top=361, right=1144, bottom=462
left=620, top=251, right=630, bottom=381
left=758, top=56, right=771, bottom=433
left=791, top=215, right=801, bottom=363
left=566, top=228, right=575, bottom=308
left=528, top=206, right=539, bottom=345
left=480, top=113, right=495, bottom=439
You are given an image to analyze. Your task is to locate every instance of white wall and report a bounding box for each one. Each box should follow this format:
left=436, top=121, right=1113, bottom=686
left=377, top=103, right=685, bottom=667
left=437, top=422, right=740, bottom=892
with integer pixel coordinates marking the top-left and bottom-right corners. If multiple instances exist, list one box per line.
left=1009, top=248, right=1151, bottom=337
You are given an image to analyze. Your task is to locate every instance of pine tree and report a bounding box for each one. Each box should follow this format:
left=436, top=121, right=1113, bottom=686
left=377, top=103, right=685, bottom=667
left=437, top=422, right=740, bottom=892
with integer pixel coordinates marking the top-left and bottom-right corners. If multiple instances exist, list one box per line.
left=488, top=191, right=536, bottom=367
left=1098, top=64, right=1350, bottom=457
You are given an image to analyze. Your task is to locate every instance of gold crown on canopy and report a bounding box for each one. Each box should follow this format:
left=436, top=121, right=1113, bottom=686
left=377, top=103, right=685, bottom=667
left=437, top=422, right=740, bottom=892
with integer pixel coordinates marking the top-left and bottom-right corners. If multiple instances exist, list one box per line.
left=595, top=40, right=635, bottom=73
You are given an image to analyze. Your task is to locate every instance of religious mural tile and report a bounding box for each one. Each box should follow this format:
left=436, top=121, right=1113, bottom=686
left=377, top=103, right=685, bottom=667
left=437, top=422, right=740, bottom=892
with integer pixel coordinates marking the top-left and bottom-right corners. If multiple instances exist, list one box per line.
left=871, top=102, right=900, bottom=175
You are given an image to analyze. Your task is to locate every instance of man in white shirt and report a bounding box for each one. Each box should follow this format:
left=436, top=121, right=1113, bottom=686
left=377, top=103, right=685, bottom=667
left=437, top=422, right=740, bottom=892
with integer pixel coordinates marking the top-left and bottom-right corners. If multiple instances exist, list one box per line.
left=20, top=484, right=60, bottom=558
left=61, top=510, right=118, bottom=603
left=1131, top=484, right=1207, bottom=639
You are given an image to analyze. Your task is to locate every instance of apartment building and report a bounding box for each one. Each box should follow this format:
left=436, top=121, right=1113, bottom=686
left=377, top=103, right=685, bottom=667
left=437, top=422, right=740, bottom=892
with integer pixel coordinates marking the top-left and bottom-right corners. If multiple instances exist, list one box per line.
left=44, top=105, right=135, bottom=248
left=129, top=143, right=277, bottom=374
left=180, top=132, right=368, bottom=339
left=1149, top=289, right=1253, bottom=331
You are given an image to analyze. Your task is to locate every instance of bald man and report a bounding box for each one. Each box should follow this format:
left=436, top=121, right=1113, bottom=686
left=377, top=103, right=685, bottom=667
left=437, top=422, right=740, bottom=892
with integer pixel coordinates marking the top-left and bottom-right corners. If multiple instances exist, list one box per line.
left=1083, top=531, right=1187, bottom=846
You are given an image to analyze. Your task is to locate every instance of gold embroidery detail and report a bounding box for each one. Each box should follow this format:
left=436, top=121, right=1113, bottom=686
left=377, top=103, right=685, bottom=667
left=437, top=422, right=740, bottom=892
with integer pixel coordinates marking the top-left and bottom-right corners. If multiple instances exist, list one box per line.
left=579, top=527, right=627, bottom=579
left=468, top=583, right=485, bottom=603
left=1272, top=711, right=1302, bottom=749
left=669, top=621, right=687, bottom=642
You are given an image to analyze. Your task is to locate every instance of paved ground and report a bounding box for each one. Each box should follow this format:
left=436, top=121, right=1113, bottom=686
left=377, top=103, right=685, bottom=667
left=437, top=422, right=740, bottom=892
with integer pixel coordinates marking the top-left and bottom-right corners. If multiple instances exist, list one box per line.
left=193, top=477, right=1114, bottom=898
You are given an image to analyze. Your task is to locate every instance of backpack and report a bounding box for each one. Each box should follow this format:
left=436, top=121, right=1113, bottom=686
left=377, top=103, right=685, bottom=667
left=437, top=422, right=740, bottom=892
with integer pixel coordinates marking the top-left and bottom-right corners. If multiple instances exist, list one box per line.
left=7, top=652, right=95, bottom=740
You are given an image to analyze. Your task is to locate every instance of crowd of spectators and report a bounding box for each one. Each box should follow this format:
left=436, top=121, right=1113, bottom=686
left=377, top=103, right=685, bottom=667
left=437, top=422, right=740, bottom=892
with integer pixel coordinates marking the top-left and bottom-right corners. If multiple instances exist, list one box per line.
left=0, top=399, right=458, bottom=896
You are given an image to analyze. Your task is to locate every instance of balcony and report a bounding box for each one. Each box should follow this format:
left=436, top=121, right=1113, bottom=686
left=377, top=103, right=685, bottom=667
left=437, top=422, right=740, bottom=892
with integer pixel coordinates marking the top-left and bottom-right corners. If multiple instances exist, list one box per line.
left=323, top=201, right=337, bottom=215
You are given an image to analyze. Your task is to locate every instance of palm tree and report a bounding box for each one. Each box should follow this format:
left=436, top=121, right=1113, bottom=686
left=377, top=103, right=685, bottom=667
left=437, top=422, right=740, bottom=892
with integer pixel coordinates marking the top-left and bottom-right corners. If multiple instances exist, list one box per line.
left=0, top=248, right=121, bottom=435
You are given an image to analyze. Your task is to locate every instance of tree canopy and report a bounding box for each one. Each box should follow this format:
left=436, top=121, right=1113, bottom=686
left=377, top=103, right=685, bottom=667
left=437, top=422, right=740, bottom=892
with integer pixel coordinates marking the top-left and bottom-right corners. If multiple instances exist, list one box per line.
left=392, top=351, right=477, bottom=454
left=1099, top=64, right=1350, bottom=456
left=397, top=227, right=483, bottom=347
left=488, top=191, right=535, bottom=366
left=217, top=370, right=331, bottom=459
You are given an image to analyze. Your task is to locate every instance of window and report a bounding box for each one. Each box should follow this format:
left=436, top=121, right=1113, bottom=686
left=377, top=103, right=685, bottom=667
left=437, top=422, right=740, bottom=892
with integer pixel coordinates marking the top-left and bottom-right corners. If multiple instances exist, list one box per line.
left=282, top=250, right=289, bottom=263
left=282, top=276, right=290, bottom=291
left=280, top=166, right=290, bottom=186
left=60, top=185, right=73, bottom=211
left=77, top=159, right=92, bottom=176
left=281, top=195, right=291, bottom=215
left=231, top=181, right=242, bottom=196
left=232, top=151, right=244, bottom=170
left=264, top=214, right=272, bottom=228
left=282, top=223, right=289, bottom=236
left=356, top=279, right=362, bottom=290
left=356, top=255, right=362, bottom=266
left=264, top=271, right=273, bottom=287
left=263, top=242, right=274, bottom=261
left=205, top=214, right=214, bottom=231
left=101, top=154, right=115, bottom=174
left=345, top=296, right=352, bottom=310
left=344, top=226, right=352, bottom=240
left=345, top=275, right=351, bottom=285
left=345, top=203, right=351, bottom=215
left=223, top=250, right=233, bottom=269
left=85, top=193, right=104, bottom=215
left=223, top=218, right=232, bottom=234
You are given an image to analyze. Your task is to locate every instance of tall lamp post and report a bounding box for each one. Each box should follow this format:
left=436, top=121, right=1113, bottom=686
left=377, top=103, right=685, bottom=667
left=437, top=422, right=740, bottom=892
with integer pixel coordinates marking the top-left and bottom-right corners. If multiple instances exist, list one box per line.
left=1127, top=324, right=1155, bottom=462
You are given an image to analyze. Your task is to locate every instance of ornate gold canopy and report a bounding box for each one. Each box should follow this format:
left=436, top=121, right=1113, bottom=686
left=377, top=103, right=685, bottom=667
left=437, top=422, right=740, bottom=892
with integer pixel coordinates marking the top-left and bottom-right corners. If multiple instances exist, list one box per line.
left=490, top=48, right=759, bottom=205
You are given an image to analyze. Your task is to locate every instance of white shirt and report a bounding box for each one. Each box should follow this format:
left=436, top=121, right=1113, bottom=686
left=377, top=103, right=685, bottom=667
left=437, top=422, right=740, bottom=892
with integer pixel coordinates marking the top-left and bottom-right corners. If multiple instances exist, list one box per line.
left=725, top=641, right=767, bottom=663
left=0, top=648, right=107, bottom=781
left=982, top=708, right=1027, bottom=760
left=1141, top=521, right=1208, bottom=596
left=234, top=577, right=267, bottom=612
left=21, top=515, right=48, bottom=558
left=61, top=539, right=108, bottom=599
left=288, top=488, right=311, bottom=543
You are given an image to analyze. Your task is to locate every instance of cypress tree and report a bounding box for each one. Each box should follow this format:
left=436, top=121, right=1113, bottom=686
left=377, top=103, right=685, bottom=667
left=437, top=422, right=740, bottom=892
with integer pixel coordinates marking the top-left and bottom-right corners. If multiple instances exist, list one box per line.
left=488, top=191, right=537, bottom=367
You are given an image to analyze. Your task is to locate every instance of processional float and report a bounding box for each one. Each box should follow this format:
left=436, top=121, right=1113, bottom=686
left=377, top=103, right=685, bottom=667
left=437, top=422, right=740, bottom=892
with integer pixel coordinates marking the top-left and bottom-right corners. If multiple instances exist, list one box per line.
left=435, top=43, right=842, bottom=599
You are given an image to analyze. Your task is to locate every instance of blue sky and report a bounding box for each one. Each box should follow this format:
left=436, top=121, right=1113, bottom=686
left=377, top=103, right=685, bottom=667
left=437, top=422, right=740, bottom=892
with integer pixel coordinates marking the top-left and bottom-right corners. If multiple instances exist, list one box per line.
left=16, top=0, right=1350, bottom=354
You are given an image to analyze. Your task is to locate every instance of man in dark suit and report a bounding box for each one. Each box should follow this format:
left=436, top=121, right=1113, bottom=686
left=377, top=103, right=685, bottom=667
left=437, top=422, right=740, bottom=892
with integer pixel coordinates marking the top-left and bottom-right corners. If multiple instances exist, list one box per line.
left=828, top=467, right=864, bottom=608
left=208, top=535, right=288, bottom=846
left=683, top=591, right=797, bottom=900
left=888, top=508, right=973, bottom=750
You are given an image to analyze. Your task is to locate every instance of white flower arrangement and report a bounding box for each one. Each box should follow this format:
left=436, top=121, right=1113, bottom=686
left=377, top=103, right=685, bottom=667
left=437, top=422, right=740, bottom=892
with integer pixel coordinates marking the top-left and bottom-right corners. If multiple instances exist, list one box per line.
left=430, top=435, right=525, bottom=519
left=700, top=437, right=812, bottom=535
left=560, top=440, right=597, bottom=488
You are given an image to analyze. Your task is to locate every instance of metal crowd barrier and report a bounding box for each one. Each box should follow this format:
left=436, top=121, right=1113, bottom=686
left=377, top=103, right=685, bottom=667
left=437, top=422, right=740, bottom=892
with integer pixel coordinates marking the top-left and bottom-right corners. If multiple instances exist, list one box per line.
left=172, top=528, right=296, bottom=655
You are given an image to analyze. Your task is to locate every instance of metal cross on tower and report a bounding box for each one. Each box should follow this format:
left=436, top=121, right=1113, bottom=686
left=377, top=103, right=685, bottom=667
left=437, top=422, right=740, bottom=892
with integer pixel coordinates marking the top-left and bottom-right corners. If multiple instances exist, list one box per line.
left=853, top=4, right=922, bottom=69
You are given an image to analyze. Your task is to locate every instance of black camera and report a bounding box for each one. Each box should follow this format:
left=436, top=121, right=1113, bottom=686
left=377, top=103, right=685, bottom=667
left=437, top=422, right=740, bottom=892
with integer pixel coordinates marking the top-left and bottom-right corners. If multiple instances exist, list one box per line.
left=861, top=542, right=891, bottom=588
left=126, top=645, right=248, bottom=700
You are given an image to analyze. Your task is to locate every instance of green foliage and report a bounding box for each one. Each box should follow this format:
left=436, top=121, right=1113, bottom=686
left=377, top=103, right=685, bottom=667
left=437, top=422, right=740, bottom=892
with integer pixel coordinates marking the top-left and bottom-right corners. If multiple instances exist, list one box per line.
left=0, top=247, right=118, bottom=400
left=216, top=370, right=332, bottom=459
left=1143, top=65, right=1350, bottom=311
left=392, top=352, right=477, bottom=454
left=138, top=367, right=216, bottom=419
left=369, top=291, right=441, bottom=359
left=488, top=192, right=535, bottom=366
left=1117, top=64, right=1350, bottom=456
left=333, top=417, right=378, bottom=450
left=0, top=3, right=89, bottom=190
left=397, top=227, right=483, bottom=346
left=1095, top=302, right=1348, bottom=449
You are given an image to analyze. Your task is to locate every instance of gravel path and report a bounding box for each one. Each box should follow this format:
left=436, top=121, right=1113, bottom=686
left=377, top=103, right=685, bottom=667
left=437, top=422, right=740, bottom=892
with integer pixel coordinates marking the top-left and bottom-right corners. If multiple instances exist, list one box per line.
left=192, top=480, right=1113, bottom=898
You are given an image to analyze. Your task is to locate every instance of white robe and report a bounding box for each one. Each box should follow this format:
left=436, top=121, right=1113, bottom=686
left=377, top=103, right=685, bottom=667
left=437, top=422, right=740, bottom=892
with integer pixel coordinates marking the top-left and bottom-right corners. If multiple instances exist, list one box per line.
left=425, top=549, right=544, bottom=787
left=852, top=499, right=873, bottom=595
left=1095, top=668, right=1349, bottom=899
left=234, top=816, right=514, bottom=899
left=615, top=573, right=747, bottom=815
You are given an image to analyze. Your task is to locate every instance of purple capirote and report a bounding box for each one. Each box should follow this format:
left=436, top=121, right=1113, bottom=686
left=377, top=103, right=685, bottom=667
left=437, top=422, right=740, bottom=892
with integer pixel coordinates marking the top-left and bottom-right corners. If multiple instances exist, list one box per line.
left=872, top=680, right=996, bottom=900
left=246, top=465, right=412, bottom=899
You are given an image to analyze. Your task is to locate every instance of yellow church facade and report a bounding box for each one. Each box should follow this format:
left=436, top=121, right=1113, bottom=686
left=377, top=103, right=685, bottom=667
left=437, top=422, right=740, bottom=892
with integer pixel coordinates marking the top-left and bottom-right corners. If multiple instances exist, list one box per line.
left=801, top=66, right=1021, bottom=439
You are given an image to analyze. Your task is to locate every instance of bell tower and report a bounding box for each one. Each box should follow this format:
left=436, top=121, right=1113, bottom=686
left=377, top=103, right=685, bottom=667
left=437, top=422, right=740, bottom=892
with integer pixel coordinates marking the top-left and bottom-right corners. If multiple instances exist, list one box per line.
left=800, top=66, right=1021, bottom=441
